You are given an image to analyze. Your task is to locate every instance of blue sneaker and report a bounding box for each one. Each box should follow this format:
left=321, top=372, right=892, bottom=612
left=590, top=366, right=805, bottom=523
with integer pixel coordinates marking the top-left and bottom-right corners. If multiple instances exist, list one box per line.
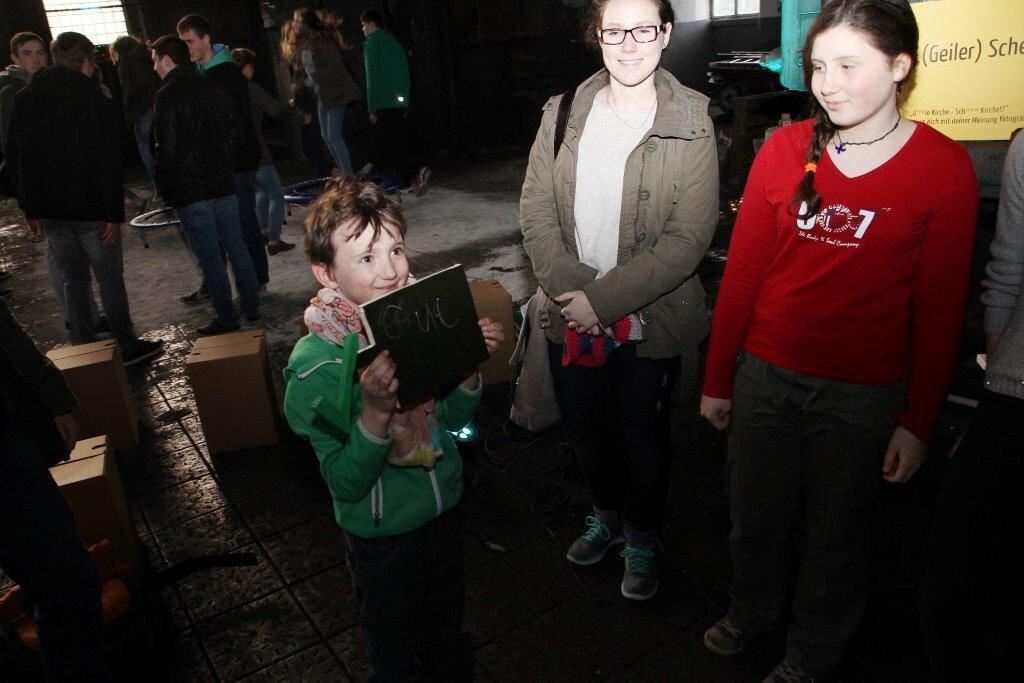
left=620, top=545, right=657, bottom=600
left=566, top=516, right=624, bottom=566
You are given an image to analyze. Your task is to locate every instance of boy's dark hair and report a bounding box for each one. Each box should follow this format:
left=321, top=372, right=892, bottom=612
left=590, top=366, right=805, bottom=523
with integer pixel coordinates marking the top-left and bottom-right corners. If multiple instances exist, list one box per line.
left=230, top=47, right=256, bottom=69
left=360, top=9, right=384, bottom=28
left=305, top=175, right=408, bottom=267
left=149, top=35, right=190, bottom=67
left=10, top=32, right=44, bottom=56
left=110, top=35, right=143, bottom=59
left=50, top=32, right=95, bottom=70
left=176, top=13, right=212, bottom=38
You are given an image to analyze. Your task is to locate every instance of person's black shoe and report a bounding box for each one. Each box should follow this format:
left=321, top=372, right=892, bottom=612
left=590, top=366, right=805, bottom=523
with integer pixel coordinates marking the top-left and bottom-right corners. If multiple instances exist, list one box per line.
left=93, top=316, right=113, bottom=341
left=244, top=312, right=262, bottom=323
left=180, top=287, right=209, bottom=304
left=267, top=240, right=296, bottom=255
left=122, top=339, right=164, bottom=366
left=197, top=318, right=241, bottom=336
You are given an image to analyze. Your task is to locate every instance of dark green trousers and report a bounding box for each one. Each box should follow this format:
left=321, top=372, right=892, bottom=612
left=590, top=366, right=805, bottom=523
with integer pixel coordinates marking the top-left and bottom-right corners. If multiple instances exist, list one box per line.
left=726, top=353, right=903, bottom=672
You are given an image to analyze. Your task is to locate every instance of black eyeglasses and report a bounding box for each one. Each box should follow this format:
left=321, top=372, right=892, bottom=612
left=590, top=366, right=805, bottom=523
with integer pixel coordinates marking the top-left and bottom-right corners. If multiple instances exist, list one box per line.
left=598, top=25, right=663, bottom=45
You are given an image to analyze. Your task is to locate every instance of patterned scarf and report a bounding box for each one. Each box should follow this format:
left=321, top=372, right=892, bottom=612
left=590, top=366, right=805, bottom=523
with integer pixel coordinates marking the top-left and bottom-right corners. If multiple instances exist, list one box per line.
left=304, top=287, right=443, bottom=468
left=561, top=314, right=645, bottom=367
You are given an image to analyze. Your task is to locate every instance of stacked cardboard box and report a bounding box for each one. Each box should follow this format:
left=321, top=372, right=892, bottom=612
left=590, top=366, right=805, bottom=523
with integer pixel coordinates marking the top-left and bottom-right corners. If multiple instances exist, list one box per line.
left=49, top=435, right=137, bottom=563
left=469, top=279, right=516, bottom=385
left=186, top=330, right=280, bottom=453
left=46, top=340, right=139, bottom=450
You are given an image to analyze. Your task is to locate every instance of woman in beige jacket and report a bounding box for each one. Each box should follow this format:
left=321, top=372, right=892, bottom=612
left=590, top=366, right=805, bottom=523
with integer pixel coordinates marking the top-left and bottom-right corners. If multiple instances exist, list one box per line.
left=519, top=0, right=718, bottom=601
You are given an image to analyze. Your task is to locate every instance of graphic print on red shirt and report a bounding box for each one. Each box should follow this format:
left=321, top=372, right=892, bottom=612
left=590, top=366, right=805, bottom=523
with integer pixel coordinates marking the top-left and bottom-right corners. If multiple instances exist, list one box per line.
left=703, top=119, right=978, bottom=442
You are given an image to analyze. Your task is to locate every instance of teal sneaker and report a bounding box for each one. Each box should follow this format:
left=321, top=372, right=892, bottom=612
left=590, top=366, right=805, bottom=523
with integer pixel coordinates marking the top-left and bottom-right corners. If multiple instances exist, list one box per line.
left=566, top=516, right=624, bottom=566
left=620, top=545, right=658, bottom=600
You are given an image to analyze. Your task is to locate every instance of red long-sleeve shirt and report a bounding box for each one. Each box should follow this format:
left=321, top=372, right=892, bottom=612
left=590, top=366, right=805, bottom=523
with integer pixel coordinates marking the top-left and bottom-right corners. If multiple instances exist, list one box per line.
left=703, top=120, right=978, bottom=442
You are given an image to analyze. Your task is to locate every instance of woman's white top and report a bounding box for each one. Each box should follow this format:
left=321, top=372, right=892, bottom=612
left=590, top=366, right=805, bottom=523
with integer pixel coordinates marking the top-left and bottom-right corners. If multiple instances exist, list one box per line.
left=573, top=92, right=656, bottom=277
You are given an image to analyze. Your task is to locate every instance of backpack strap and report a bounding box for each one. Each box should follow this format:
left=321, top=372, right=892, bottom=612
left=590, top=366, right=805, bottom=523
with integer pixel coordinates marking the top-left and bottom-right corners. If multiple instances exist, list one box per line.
left=553, top=87, right=576, bottom=160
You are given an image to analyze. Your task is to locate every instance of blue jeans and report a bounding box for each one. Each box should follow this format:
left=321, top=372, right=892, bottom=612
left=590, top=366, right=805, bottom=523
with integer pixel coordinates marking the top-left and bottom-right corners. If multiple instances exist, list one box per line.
left=133, top=109, right=156, bottom=189
left=176, top=196, right=260, bottom=324
left=254, top=164, right=285, bottom=242
left=45, top=242, right=100, bottom=331
left=0, top=423, right=108, bottom=681
left=318, top=100, right=353, bottom=175
left=43, top=220, right=136, bottom=348
left=344, top=511, right=471, bottom=682
left=234, top=171, right=270, bottom=286
left=548, top=342, right=680, bottom=532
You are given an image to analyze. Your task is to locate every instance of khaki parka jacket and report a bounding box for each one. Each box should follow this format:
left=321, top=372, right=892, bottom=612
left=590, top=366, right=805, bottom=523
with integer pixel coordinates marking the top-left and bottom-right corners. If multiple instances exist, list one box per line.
left=520, top=67, right=719, bottom=360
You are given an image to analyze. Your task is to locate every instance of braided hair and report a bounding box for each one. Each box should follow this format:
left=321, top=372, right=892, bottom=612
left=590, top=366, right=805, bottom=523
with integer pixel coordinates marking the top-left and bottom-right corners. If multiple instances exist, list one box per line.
left=792, top=0, right=918, bottom=219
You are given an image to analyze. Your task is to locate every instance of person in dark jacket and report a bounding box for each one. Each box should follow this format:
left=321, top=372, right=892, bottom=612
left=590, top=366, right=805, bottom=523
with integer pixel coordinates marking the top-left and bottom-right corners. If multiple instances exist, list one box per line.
left=150, top=35, right=260, bottom=336
left=6, top=32, right=163, bottom=366
left=110, top=35, right=159, bottom=192
left=287, top=7, right=364, bottom=176
left=0, top=297, right=109, bottom=681
left=176, top=13, right=269, bottom=293
left=231, top=47, right=308, bottom=255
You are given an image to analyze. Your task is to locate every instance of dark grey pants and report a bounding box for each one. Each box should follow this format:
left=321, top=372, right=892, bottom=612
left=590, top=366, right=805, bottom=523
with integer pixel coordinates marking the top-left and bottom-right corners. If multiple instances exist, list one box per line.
left=726, top=353, right=903, bottom=672
left=44, top=220, right=136, bottom=348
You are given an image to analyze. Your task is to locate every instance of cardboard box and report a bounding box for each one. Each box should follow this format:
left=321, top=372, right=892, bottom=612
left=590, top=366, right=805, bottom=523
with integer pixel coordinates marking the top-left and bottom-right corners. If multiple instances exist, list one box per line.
left=50, top=435, right=138, bottom=563
left=469, top=279, right=516, bottom=385
left=187, top=330, right=280, bottom=453
left=46, top=341, right=139, bottom=450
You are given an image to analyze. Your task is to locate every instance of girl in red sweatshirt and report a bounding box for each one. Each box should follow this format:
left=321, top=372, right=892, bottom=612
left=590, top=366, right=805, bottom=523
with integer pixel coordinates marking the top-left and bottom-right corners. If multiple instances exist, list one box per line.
left=699, top=1, right=978, bottom=680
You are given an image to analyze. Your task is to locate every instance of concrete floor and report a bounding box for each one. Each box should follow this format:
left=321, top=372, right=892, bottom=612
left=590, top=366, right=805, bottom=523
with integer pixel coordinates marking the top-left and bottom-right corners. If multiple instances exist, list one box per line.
left=0, top=155, right=944, bottom=681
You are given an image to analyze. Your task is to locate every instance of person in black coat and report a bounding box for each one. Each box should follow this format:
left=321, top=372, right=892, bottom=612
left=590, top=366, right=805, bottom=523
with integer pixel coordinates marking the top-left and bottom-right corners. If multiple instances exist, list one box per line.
left=150, top=35, right=260, bottom=336
left=5, top=31, right=162, bottom=366
left=0, top=297, right=110, bottom=681
left=176, top=13, right=269, bottom=291
left=110, top=35, right=159, bottom=191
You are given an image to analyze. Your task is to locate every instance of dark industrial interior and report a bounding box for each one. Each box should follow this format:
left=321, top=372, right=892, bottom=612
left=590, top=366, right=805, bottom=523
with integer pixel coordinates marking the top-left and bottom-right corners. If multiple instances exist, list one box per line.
left=0, top=0, right=1016, bottom=681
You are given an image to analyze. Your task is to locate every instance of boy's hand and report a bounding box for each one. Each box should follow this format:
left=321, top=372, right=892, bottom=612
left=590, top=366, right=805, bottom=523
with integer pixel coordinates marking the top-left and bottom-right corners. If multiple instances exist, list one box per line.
left=478, top=318, right=504, bottom=355
left=360, top=351, right=399, bottom=428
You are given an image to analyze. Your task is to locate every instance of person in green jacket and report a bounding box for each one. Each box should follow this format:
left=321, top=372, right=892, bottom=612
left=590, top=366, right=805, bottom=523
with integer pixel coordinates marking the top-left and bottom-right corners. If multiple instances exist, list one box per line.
left=359, top=9, right=431, bottom=196
left=283, top=175, right=502, bottom=681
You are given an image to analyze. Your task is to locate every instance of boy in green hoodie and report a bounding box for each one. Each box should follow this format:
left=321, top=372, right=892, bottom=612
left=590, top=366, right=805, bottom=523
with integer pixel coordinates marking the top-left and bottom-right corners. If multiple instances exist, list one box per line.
left=283, top=175, right=502, bottom=681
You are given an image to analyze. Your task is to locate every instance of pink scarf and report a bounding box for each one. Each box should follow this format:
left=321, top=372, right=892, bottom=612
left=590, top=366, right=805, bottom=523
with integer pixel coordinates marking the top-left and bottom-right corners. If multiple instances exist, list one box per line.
left=304, top=287, right=443, bottom=468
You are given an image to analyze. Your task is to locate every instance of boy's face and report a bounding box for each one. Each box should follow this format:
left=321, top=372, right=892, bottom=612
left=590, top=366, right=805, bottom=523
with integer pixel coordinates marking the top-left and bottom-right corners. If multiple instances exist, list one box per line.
left=177, top=28, right=212, bottom=64
left=11, top=39, right=47, bottom=75
left=315, top=220, right=410, bottom=305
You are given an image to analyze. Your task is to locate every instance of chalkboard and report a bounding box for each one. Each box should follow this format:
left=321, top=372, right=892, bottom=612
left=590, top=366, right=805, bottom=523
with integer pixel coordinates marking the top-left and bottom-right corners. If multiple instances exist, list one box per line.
left=358, top=265, right=488, bottom=405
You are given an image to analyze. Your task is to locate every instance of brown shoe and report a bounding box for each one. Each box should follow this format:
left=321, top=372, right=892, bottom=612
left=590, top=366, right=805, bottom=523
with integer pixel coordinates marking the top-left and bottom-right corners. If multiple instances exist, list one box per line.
left=267, top=240, right=296, bottom=255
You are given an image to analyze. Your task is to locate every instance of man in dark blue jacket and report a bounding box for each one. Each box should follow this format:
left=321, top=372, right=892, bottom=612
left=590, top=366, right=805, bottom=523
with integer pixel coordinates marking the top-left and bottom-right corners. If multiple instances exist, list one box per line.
left=6, top=32, right=162, bottom=366
left=177, top=13, right=269, bottom=294
left=151, top=35, right=260, bottom=336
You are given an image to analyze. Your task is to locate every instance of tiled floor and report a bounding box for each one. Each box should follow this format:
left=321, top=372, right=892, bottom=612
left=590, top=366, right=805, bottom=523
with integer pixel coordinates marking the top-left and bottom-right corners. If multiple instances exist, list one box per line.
left=0, top=156, right=963, bottom=680
left=0, top=323, right=941, bottom=680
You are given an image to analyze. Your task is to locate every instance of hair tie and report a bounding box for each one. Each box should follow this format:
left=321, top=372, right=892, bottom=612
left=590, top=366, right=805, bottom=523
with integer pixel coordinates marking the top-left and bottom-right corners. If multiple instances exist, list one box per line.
left=804, top=162, right=817, bottom=173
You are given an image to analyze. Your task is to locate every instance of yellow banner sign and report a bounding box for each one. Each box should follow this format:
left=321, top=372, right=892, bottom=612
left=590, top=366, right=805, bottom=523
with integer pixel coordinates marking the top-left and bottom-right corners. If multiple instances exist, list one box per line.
left=906, top=0, right=1024, bottom=140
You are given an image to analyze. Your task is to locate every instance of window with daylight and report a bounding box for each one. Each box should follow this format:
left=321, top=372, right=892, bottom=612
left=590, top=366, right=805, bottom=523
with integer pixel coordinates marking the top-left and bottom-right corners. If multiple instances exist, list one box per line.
left=712, top=0, right=761, bottom=19
left=44, top=0, right=129, bottom=46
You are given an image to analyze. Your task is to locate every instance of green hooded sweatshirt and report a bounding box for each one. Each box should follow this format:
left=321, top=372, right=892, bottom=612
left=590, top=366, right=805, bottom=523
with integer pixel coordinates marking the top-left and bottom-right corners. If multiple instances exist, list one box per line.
left=362, top=29, right=410, bottom=114
left=283, top=333, right=481, bottom=539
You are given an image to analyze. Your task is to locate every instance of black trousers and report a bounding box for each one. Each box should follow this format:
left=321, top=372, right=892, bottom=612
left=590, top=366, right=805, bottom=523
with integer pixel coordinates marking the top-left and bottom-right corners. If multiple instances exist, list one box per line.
left=548, top=342, right=680, bottom=532
left=371, top=107, right=423, bottom=185
left=922, top=388, right=1024, bottom=681
left=726, top=353, right=903, bottom=672
left=343, top=511, right=471, bottom=682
